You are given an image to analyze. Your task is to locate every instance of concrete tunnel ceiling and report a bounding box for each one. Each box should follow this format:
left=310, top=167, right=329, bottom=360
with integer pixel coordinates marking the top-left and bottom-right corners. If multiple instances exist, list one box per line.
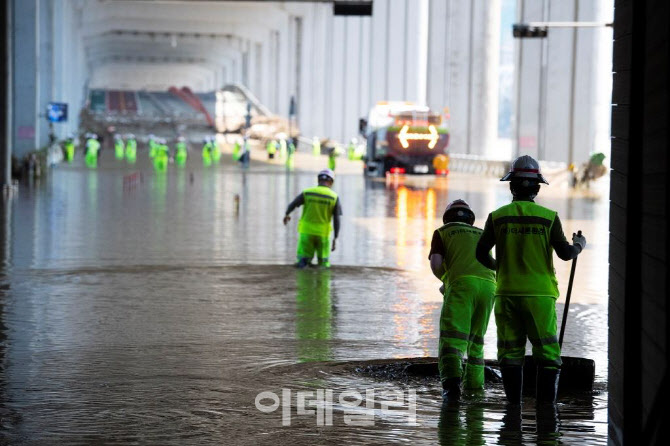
left=82, top=0, right=293, bottom=91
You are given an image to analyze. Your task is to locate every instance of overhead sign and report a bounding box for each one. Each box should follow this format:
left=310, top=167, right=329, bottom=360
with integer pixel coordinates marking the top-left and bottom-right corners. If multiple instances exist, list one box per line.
left=47, top=102, right=68, bottom=122
left=334, top=1, right=373, bottom=16
left=398, top=125, right=439, bottom=149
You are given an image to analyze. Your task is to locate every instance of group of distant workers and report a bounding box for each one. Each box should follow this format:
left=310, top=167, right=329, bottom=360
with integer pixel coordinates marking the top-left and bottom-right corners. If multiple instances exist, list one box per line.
left=283, top=155, right=587, bottom=408
left=265, top=136, right=297, bottom=169
left=66, top=131, right=368, bottom=174
left=264, top=137, right=365, bottom=172
left=63, top=133, right=233, bottom=169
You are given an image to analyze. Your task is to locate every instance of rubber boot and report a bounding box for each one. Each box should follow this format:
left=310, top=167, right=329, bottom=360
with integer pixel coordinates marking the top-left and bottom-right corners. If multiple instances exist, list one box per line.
left=536, top=367, right=560, bottom=405
left=441, top=377, right=462, bottom=402
left=295, top=258, right=310, bottom=269
left=500, top=366, right=523, bottom=405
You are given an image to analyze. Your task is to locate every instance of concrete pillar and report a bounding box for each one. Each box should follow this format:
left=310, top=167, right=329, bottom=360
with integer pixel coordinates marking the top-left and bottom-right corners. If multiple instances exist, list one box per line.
left=405, top=0, right=429, bottom=104
left=386, top=0, right=406, bottom=99
left=357, top=16, right=371, bottom=119
left=1, top=0, right=13, bottom=186
left=516, top=0, right=611, bottom=164
left=427, top=0, right=500, bottom=157
left=12, top=0, right=39, bottom=159
left=470, top=0, right=500, bottom=158
left=369, top=0, right=389, bottom=103
left=343, top=16, right=361, bottom=142
left=330, top=17, right=346, bottom=141
left=37, top=0, right=53, bottom=149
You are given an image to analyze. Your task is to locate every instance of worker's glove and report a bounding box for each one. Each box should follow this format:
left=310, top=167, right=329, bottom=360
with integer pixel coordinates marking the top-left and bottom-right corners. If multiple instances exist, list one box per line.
left=331, top=238, right=337, bottom=252
left=283, top=215, right=291, bottom=225
left=572, top=232, right=586, bottom=252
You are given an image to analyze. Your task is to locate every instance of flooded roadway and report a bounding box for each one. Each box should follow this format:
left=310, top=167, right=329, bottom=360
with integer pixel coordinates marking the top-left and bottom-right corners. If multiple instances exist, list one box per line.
left=0, top=150, right=608, bottom=444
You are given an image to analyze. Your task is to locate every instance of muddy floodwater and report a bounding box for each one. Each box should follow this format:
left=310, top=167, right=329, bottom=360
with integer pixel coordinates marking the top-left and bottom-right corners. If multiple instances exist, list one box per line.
left=1, top=151, right=608, bottom=444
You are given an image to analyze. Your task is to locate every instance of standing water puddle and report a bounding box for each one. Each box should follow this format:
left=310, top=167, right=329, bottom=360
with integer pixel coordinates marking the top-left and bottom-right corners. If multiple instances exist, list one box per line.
left=1, top=153, right=608, bottom=444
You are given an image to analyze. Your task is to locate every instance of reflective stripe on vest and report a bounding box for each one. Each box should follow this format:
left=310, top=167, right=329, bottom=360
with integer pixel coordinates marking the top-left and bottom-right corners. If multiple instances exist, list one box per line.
left=491, top=201, right=559, bottom=297
left=298, top=186, right=338, bottom=237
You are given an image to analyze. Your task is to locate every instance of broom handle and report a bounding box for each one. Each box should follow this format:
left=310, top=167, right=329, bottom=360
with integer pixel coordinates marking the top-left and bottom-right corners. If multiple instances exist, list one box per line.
left=559, top=230, right=581, bottom=348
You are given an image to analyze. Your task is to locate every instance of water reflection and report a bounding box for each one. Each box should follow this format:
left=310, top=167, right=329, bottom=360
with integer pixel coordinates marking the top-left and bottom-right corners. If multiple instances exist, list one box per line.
left=295, top=269, right=334, bottom=362
left=438, top=402, right=485, bottom=445
left=0, top=196, right=11, bottom=430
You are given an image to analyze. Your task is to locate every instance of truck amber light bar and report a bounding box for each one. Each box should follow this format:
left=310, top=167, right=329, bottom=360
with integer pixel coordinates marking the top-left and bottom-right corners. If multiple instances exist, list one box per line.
left=398, top=125, right=439, bottom=149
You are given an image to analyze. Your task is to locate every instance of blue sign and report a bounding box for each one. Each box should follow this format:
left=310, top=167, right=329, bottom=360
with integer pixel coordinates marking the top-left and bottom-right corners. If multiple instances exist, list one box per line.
left=47, top=102, right=68, bottom=122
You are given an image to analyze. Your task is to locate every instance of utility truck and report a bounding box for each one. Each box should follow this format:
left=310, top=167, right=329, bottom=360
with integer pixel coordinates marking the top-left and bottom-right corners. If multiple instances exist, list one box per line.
left=360, top=102, right=449, bottom=176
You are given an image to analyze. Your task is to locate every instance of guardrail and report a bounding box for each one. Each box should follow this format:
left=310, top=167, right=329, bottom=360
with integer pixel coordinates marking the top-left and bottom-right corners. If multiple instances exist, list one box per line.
left=442, top=154, right=566, bottom=178
left=447, top=154, right=511, bottom=177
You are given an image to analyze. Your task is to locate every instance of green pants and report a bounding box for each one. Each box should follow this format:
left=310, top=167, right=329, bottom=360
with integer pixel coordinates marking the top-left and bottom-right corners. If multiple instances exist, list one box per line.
left=297, top=233, right=330, bottom=265
left=438, top=276, right=495, bottom=389
left=495, top=295, right=562, bottom=368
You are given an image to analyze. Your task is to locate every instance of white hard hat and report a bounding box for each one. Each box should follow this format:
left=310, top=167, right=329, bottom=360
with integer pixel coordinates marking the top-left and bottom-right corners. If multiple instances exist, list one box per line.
left=501, top=155, right=549, bottom=184
left=443, top=199, right=475, bottom=224
left=318, top=169, right=335, bottom=181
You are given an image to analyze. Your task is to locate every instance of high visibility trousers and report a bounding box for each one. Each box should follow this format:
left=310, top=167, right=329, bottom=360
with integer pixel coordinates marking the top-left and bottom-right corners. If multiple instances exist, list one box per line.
left=494, top=295, right=562, bottom=368
left=297, top=233, right=330, bottom=264
left=438, top=276, right=495, bottom=389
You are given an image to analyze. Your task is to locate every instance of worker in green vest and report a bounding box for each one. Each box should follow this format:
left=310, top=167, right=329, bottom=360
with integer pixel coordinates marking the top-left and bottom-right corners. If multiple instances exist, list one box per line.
left=148, top=134, right=158, bottom=158
left=84, top=133, right=100, bottom=168
left=202, top=137, right=212, bottom=166
left=312, top=136, right=321, bottom=156
left=211, top=136, right=221, bottom=163
left=175, top=136, right=188, bottom=166
left=266, top=139, right=277, bottom=159
left=347, top=138, right=358, bottom=160
left=63, top=135, right=75, bottom=162
left=232, top=139, right=241, bottom=162
left=328, top=145, right=337, bottom=171
left=153, top=137, right=169, bottom=171
left=279, top=138, right=288, bottom=161
left=114, top=134, right=125, bottom=160
left=475, top=155, right=587, bottom=405
left=286, top=138, right=296, bottom=170
left=125, top=134, right=137, bottom=164
left=429, top=199, right=496, bottom=401
left=283, top=169, right=342, bottom=268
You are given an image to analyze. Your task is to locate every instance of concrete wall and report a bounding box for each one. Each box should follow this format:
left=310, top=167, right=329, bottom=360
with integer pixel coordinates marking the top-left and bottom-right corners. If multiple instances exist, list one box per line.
left=609, top=0, right=668, bottom=444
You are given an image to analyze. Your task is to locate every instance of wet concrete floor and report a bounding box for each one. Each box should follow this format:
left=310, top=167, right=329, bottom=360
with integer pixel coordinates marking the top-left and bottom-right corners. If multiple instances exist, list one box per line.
left=0, top=150, right=608, bottom=444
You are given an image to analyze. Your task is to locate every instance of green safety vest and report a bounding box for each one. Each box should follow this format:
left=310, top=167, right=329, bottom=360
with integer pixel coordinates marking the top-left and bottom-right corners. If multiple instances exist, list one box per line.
left=298, top=186, right=338, bottom=237
left=436, top=222, right=496, bottom=286
left=267, top=141, right=276, bottom=154
left=491, top=201, right=559, bottom=297
left=86, top=139, right=100, bottom=154
left=176, top=142, right=187, bottom=152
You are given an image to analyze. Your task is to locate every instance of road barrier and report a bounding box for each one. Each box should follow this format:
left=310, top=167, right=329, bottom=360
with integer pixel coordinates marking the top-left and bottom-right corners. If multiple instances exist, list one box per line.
left=448, top=154, right=567, bottom=178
